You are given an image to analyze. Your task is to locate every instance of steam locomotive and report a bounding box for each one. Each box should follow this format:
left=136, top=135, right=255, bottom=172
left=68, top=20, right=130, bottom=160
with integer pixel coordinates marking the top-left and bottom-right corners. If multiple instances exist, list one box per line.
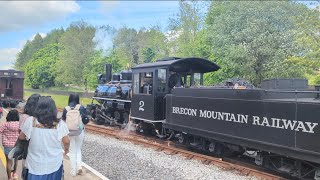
left=88, top=57, right=320, bottom=179
left=90, top=64, right=132, bottom=127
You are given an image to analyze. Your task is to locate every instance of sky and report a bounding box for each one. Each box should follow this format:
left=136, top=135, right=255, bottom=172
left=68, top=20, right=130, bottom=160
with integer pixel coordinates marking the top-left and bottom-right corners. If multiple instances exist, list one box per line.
left=0, top=1, right=181, bottom=70
left=0, top=1, right=318, bottom=70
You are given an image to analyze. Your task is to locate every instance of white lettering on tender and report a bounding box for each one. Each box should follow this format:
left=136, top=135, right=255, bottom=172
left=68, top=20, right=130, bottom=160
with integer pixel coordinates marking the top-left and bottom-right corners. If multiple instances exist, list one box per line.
left=171, top=106, right=318, bottom=134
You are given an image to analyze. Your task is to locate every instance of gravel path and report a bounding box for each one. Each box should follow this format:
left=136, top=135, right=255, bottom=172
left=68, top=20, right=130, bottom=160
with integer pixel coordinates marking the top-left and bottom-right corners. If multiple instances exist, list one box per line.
left=82, top=133, right=257, bottom=180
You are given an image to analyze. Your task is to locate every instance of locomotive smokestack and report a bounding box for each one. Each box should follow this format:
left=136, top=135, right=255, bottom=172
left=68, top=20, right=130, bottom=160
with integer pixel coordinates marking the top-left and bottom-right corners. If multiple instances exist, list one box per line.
left=106, top=64, right=112, bottom=83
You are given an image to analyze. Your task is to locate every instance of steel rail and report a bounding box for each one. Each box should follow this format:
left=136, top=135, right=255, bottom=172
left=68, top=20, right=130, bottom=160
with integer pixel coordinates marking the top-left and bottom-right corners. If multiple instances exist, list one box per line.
left=85, top=123, right=285, bottom=180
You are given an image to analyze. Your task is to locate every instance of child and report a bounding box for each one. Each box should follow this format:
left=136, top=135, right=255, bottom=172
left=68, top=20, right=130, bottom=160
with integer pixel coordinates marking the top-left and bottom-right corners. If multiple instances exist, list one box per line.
left=0, top=109, right=20, bottom=180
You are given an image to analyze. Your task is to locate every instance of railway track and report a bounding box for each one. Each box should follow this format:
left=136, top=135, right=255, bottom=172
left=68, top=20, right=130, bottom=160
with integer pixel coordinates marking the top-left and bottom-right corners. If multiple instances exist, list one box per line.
left=55, top=108, right=286, bottom=179
left=11, top=108, right=286, bottom=179
left=85, top=122, right=286, bottom=180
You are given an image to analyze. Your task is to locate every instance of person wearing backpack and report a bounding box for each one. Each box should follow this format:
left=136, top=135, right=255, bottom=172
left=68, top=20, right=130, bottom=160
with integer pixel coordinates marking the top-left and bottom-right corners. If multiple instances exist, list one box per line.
left=62, top=94, right=89, bottom=177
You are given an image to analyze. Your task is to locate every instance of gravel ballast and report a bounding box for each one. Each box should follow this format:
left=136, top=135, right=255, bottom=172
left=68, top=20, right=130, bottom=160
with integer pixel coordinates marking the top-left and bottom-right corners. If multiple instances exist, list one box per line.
left=82, top=132, right=257, bottom=180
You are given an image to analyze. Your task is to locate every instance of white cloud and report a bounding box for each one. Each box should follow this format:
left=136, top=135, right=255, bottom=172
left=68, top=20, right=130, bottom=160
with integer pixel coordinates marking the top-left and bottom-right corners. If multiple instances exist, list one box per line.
left=0, top=32, right=48, bottom=70
left=97, top=1, right=179, bottom=29
left=165, top=30, right=182, bottom=42
left=0, top=48, right=20, bottom=70
left=0, top=1, right=80, bottom=32
left=99, top=1, right=120, bottom=11
left=17, top=32, right=47, bottom=50
left=30, top=33, right=47, bottom=41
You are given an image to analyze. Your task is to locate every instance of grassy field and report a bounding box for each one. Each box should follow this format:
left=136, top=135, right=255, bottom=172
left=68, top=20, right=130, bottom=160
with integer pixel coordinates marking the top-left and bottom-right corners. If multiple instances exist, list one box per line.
left=24, top=91, right=94, bottom=109
left=24, top=85, right=96, bottom=92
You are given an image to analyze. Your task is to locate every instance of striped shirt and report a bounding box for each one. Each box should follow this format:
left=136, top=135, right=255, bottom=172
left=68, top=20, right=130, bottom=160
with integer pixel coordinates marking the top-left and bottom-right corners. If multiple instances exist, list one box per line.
left=0, top=121, right=20, bottom=147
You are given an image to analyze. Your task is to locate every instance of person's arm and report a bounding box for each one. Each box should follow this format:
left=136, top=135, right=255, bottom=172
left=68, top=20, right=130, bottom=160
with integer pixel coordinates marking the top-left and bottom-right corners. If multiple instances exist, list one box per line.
left=18, top=132, right=26, bottom=140
left=20, top=116, right=33, bottom=140
left=62, top=136, right=70, bottom=155
left=0, top=123, right=4, bottom=134
left=59, top=120, right=70, bottom=155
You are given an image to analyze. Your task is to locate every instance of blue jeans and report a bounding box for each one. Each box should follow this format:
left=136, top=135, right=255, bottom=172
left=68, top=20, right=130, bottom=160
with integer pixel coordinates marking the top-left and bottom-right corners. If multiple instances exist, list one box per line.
left=4, top=147, right=13, bottom=155
left=27, top=164, right=63, bottom=180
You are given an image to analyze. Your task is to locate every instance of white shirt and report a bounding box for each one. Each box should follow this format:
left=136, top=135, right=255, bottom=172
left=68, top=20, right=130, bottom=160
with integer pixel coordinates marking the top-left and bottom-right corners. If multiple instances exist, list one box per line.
left=21, top=116, right=69, bottom=175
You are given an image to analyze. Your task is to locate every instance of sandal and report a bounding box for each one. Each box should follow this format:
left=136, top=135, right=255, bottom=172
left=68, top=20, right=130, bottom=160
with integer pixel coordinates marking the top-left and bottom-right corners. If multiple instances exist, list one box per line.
left=12, top=172, right=18, bottom=180
left=77, top=169, right=83, bottom=175
left=8, top=172, right=18, bottom=180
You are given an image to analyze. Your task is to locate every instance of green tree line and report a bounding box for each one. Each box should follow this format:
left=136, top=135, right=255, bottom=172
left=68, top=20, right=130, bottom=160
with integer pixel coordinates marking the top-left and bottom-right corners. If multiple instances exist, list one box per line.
left=14, top=1, right=319, bottom=89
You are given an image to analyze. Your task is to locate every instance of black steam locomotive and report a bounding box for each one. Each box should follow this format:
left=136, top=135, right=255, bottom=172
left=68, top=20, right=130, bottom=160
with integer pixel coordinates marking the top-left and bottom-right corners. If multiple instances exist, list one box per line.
left=88, top=57, right=320, bottom=179
left=90, top=64, right=132, bottom=127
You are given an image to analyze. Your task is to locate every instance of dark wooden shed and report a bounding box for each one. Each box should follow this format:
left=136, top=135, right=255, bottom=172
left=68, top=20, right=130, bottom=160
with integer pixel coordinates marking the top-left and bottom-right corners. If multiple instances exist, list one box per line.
left=0, top=70, right=24, bottom=107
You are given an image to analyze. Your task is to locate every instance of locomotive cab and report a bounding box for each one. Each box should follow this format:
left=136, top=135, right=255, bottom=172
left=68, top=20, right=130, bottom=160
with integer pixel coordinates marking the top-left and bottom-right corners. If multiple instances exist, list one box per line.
left=130, top=57, right=220, bottom=123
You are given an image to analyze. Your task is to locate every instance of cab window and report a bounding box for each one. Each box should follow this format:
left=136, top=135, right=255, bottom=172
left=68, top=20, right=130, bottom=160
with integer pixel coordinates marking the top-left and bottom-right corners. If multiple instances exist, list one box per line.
left=193, top=73, right=201, bottom=87
left=186, top=75, right=191, bottom=87
left=157, top=69, right=167, bottom=92
left=140, top=72, right=153, bottom=94
left=133, top=73, right=140, bottom=94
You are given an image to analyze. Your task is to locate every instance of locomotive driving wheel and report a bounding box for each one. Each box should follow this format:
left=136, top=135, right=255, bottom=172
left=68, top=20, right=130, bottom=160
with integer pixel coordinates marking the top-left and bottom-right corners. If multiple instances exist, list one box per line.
left=166, top=129, right=174, bottom=140
left=176, top=133, right=185, bottom=144
left=208, top=142, right=216, bottom=153
left=104, top=111, right=113, bottom=126
left=120, top=112, right=129, bottom=129
left=114, top=111, right=121, bottom=125
left=207, top=141, right=224, bottom=157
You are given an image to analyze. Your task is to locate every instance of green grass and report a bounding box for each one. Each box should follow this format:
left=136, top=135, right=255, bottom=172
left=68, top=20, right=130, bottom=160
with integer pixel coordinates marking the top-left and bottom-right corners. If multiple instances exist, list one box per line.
left=24, top=91, right=94, bottom=109
left=48, top=86, right=86, bottom=92
left=24, top=85, right=96, bottom=92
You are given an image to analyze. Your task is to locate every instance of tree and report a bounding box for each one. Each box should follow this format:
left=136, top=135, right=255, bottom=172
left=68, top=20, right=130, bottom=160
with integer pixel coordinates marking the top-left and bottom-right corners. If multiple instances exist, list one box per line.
left=287, top=6, right=320, bottom=85
left=206, top=1, right=313, bottom=85
left=24, top=44, right=62, bottom=89
left=168, top=1, right=205, bottom=57
left=142, top=48, right=156, bottom=63
left=112, top=27, right=139, bottom=67
left=15, top=33, right=44, bottom=70
left=56, top=21, right=96, bottom=85
left=83, top=50, right=123, bottom=88
left=112, top=26, right=168, bottom=67
left=15, top=29, right=66, bottom=71
left=138, top=26, right=168, bottom=62
left=43, top=28, right=65, bottom=45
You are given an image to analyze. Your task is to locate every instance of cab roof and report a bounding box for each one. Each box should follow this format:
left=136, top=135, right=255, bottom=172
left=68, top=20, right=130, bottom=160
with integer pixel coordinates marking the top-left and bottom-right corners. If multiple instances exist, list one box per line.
left=132, top=57, right=220, bottom=73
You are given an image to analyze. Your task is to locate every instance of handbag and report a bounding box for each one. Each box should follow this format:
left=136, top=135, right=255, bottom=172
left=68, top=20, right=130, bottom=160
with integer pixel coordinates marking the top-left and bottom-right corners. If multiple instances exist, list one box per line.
left=22, top=167, right=28, bottom=180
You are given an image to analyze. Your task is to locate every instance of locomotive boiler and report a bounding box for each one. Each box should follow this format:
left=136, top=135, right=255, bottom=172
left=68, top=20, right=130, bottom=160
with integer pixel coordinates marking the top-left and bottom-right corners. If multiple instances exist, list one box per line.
left=88, top=57, right=320, bottom=179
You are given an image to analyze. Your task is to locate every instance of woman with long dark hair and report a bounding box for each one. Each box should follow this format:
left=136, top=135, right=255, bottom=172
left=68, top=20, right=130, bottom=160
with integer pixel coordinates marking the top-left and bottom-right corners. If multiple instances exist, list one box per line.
left=19, top=93, right=41, bottom=129
left=19, top=96, right=70, bottom=179
left=16, top=93, right=41, bottom=179
left=62, top=94, right=88, bottom=176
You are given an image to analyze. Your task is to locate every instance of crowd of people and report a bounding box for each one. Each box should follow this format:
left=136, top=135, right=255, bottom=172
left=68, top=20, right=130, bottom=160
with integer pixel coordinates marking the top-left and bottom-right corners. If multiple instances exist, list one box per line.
left=0, top=93, right=89, bottom=180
